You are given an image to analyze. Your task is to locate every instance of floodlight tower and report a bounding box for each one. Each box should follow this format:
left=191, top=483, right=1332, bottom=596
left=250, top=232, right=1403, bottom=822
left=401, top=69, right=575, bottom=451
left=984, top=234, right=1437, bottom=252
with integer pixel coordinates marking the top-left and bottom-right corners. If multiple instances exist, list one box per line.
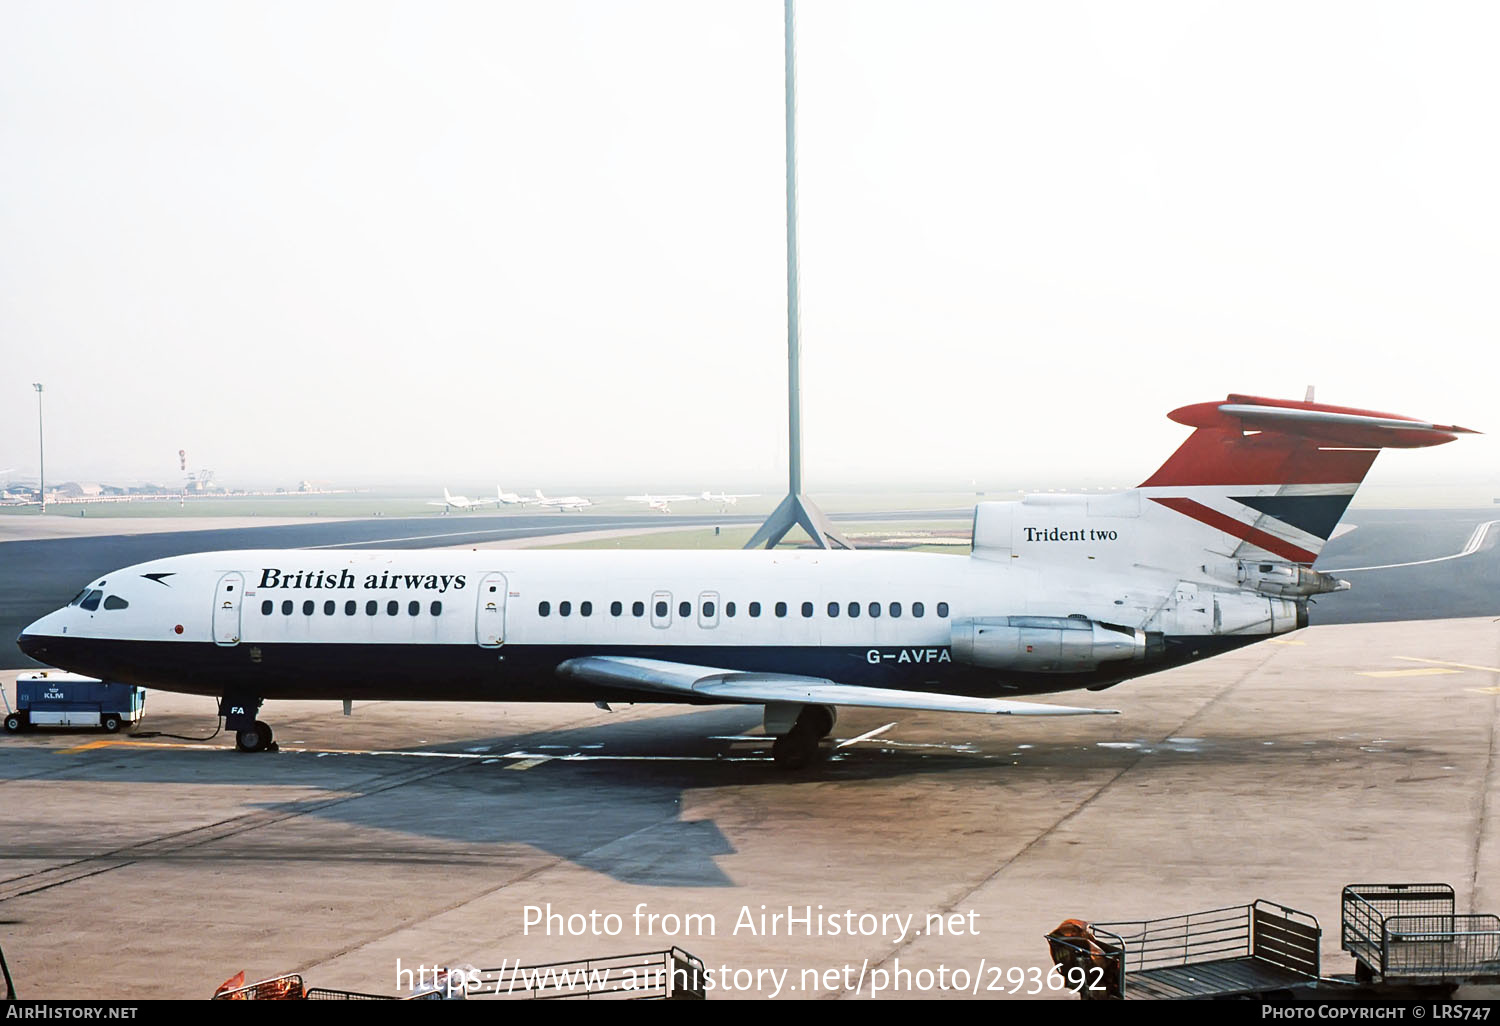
left=32, top=383, right=45, bottom=514
left=745, top=0, right=851, bottom=550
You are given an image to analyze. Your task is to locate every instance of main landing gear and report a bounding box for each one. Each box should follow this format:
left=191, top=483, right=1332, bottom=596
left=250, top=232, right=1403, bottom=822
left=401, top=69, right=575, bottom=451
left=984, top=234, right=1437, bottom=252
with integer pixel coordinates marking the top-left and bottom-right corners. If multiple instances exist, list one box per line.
left=767, top=704, right=836, bottom=770
left=221, top=696, right=277, bottom=753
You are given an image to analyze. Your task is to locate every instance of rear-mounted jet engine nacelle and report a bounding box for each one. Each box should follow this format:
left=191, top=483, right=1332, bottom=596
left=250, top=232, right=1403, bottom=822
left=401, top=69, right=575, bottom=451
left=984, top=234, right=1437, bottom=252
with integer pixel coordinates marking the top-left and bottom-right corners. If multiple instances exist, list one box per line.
left=1204, top=560, right=1350, bottom=597
left=950, top=616, right=1162, bottom=673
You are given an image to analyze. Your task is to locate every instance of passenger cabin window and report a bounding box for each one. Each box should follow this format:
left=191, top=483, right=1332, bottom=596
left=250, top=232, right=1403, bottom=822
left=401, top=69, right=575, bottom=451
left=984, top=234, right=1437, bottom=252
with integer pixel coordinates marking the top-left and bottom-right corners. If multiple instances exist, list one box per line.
left=749, top=602, right=761, bottom=618
left=655, top=600, right=668, bottom=618
left=610, top=601, right=622, bottom=617
left=632, top=601, right=645, bottom=618
left=801, top=602, right=813, bottom=618
left=847, top=601, right=859, bottom=619
left=281, top=600, right=293, bottom=615
left=262, top=600, right=274, bottom=615
left=103, top=595, right=129, bottom=610
left=366, top=600, right=378, bottom=616
left=913, top=601, right=925, bottom=618
left=430, top=601, right=442, bottom=615
left=539, top=601, right=551, bottom=617
left=828, top=602, right=839, bottom=617
left=869, top=602, right=881, bottom=618
left=703, top=601, right=715, bottom=617
left=726, top=602, right=736, bottom=617
left=937, top=602, right=950, bottom=618
left=80, top=591, right=102, bottom=611
left=560, top=601, right=572, bottom=617
left=408, top=601, right=420, bottom=616
left=580, top=601, right=593, bottom=617
left=775, top=602, right=787, bottom=618
left=678, top=601, right=690, bottom=618
left=303, top=600, right=315, bottom=616
left=324, top=600, right=335, bottom=615
left=386, top=600, right=399, bottom=616
left=889, top=602, right=901, bottom=618
left=345, top=600, right=357, bottom=615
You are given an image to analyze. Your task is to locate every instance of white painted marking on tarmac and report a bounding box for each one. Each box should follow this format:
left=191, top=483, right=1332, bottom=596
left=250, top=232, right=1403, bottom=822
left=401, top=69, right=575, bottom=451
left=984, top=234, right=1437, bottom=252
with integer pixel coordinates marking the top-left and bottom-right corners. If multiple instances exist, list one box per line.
left=1329, top=519, right=1497, bottom=572
left=1097, top=742, right=1140, bottom=749
left=504, top=757, right=552, bottom=771
left=837, top=722, right=896, bottom=748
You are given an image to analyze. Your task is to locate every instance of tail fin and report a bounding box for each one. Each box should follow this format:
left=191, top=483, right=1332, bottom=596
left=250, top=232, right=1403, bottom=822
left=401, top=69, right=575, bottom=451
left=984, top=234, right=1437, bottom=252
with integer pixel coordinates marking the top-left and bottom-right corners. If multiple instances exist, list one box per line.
left=1140, top=393, right=1476, bottom=565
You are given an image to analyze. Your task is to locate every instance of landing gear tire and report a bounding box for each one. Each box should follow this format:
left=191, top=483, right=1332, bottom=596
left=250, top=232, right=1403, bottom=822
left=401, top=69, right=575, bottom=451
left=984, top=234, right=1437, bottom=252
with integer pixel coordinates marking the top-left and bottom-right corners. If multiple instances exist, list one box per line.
left=4, top=713, right=24, bottom=733
left=771, top=726, right=819, bottom=770
left=101, top=714, right=121, bottom=733
left=236, top=720, right=273, bottom=753
left=803, top=706, right=835, bottom=740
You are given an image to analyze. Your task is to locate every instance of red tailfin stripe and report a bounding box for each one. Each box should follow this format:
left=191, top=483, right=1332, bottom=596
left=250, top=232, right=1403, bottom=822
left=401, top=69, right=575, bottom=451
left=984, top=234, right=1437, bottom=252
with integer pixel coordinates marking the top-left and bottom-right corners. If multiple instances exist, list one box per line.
left=1149, top=497, right=1320, bottom=564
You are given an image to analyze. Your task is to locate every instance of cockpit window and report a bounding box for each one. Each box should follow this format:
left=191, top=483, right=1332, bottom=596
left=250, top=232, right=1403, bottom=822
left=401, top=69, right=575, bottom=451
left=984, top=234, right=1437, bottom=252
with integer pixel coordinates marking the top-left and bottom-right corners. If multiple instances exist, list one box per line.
left=103, top=595, right=129, bottom=610
left=68, top=589, right=89, bottom=606
left=79, top=590, right=103, bottom=611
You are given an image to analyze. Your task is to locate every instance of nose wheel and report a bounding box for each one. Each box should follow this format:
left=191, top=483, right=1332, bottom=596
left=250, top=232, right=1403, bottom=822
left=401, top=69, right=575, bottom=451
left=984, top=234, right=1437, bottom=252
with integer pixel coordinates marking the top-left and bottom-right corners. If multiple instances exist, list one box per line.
left=235, top=720, right=275, bottom=753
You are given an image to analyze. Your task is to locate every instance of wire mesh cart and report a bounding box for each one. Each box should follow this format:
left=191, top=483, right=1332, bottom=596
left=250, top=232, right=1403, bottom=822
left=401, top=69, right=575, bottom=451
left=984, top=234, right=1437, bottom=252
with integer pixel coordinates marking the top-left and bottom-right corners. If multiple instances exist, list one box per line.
left=1342, top=883, right=1500, bottom=985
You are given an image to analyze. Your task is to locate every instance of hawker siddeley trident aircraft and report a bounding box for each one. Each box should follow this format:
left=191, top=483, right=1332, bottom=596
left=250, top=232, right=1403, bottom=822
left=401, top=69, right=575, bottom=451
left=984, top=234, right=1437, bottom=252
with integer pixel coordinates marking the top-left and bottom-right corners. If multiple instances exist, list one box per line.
left=16, top=394, right=1474, bottom=767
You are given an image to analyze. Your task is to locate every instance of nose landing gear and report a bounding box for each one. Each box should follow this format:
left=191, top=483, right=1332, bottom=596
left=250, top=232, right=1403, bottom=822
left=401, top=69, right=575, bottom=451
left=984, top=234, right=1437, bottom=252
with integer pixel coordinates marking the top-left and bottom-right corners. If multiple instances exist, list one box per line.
left=221, top=696, right=277, bottom=753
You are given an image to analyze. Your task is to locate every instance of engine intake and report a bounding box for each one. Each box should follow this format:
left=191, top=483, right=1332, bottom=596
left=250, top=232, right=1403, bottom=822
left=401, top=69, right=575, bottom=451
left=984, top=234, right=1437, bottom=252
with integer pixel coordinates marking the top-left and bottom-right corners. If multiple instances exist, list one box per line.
left=951, top=616, right=1162, bottom=673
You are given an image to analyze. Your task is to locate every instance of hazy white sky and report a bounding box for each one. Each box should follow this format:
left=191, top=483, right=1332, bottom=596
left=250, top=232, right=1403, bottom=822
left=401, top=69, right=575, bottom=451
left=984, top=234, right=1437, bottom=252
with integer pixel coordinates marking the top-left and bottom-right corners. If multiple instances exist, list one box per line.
left=3, top=1, right=1497, bottom=492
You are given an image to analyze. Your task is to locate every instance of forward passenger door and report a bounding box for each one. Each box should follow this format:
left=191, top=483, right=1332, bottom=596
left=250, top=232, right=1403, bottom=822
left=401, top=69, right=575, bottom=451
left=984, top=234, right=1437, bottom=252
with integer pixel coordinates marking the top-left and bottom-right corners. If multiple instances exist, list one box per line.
left=476, top=572, right=508, bottom=647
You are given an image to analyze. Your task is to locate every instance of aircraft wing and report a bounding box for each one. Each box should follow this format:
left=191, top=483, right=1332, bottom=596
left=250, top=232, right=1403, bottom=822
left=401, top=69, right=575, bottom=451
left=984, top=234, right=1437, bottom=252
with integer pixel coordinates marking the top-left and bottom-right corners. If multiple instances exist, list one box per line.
left=555, top=656, right=1116, bottom=716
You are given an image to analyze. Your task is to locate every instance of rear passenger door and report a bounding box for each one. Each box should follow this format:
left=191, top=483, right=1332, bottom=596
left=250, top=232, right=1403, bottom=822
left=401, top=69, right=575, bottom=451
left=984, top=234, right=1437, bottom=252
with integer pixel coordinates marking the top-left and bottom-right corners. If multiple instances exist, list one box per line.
left=697, top=591, right=720, bottom=630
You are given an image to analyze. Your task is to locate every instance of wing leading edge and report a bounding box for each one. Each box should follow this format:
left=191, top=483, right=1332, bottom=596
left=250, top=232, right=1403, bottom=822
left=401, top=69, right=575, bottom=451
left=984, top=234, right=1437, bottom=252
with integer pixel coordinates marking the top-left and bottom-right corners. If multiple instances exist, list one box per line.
left=556, top=656, right=1117, bottom=716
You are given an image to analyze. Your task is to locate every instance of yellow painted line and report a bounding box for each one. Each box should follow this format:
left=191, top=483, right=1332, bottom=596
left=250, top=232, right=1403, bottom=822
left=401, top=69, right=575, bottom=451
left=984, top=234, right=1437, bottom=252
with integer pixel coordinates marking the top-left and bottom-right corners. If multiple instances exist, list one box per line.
left=1358, top=668, right=1461, bottom=678
left=1270, top=639, right=1307, bottom=646
left=54, top=740, right=122, bottom=754
left=504, top=757, right=552, bottom=771
left=1395, top=656, right=1500, bottom=674
left=1471, top=687, right=1500, bottom=696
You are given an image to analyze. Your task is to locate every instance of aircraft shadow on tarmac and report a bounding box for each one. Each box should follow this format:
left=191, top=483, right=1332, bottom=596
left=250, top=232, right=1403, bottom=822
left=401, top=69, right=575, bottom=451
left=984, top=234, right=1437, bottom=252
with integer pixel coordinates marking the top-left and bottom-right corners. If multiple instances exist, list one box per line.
left=0, top=706, right=1443, bottom=888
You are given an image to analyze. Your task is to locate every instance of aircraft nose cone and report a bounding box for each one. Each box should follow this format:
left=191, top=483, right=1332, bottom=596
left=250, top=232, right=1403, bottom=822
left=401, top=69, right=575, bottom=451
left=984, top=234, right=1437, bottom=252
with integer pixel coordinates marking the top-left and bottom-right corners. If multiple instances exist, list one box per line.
left=17, top=631, right=47, bottom=662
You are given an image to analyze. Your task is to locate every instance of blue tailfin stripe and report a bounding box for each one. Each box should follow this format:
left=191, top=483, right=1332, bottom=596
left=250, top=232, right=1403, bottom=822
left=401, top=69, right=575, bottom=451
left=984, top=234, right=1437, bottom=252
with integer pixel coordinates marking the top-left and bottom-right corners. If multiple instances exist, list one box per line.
left=1230, top=494, right=1352, bottom=540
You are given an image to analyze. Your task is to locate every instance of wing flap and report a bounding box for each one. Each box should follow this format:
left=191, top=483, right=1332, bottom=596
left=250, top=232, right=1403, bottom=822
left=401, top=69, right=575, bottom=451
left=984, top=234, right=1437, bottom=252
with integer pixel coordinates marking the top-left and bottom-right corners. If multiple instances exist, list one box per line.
left=556, top=656, right=1115, bottom=717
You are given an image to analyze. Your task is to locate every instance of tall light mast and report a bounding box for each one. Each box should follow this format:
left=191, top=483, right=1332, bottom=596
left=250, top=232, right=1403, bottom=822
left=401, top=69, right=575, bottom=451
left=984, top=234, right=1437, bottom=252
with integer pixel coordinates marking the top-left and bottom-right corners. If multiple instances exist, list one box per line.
left=32, top=383, right=45, bottom=514
left=745, top=0, right=851, bottom=550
